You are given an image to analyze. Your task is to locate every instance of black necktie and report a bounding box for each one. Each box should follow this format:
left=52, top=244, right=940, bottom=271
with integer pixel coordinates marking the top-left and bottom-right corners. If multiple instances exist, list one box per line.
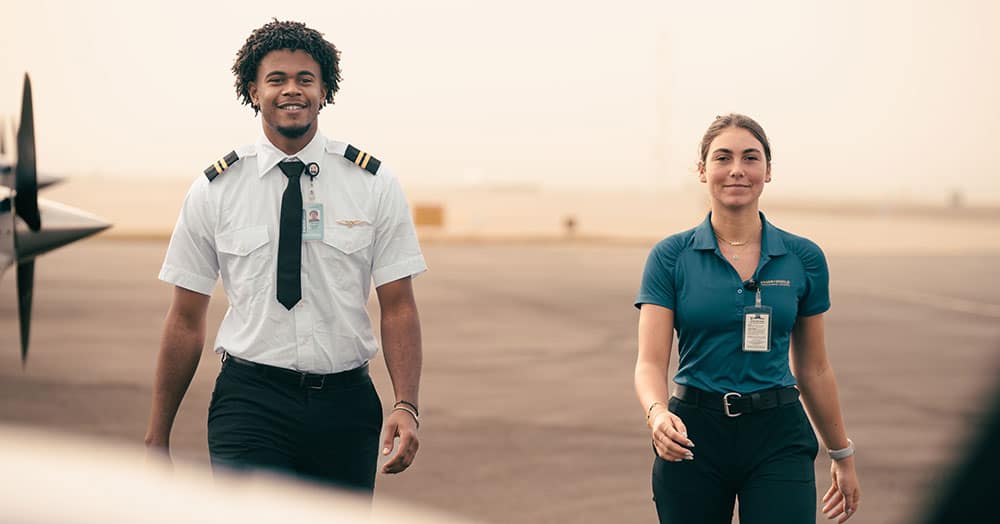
left=277, top=160, right=304, bottom=309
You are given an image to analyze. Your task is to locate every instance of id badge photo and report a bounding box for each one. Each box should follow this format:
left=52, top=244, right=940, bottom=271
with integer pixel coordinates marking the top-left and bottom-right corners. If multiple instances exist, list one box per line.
left=302, top=203, right=324, bottom=241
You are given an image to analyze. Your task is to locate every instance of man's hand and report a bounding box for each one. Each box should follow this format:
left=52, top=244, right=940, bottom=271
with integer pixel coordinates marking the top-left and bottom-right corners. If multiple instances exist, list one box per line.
left=143, top=439, right=172, bottom=468
left=380, top=408, right=419, bottom=474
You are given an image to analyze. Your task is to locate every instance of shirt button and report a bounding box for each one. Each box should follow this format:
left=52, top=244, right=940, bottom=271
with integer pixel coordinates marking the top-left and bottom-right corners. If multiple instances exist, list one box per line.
left=737, top=288, right=744, bottom=294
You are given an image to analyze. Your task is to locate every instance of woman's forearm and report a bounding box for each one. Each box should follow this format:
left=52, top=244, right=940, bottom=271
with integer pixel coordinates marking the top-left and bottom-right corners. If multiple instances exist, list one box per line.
left=798, top=368, right=850, bottom=451
left=635, top=362, right=671, bottom=417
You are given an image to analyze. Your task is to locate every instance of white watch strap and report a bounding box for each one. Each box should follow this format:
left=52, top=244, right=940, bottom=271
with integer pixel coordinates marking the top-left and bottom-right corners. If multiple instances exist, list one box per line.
left=828, top=438, right=855, bottom=461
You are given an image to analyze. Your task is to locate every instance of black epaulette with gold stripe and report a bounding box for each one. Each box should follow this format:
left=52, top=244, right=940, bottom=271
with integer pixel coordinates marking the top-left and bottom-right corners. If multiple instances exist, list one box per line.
left=203, top=150, right=240, bottom=182
left=343, top=144, right=381, bottom=175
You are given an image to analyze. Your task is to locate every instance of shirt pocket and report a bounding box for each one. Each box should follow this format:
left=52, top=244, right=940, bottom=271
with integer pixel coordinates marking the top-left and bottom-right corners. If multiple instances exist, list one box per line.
left=322, top=224, right=374, bottom=255
left=216, top=225, right=272, bottom=304
left=320, top=224, right=374, bottom=287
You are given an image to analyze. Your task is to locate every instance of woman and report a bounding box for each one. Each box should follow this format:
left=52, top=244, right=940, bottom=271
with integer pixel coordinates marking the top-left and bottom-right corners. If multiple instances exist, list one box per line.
left=634, top=114, right=860, bottom=523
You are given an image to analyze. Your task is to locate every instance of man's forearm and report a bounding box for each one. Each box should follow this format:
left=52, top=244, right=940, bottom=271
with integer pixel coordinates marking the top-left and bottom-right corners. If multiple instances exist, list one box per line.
left=380, top=302, right=422, bottom=405
left=144, top=315, right=206, bottom=447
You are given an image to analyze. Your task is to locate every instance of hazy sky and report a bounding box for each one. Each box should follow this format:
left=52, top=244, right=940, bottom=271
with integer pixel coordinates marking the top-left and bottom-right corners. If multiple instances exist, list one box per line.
left=2, top=0, right=998, bottom=202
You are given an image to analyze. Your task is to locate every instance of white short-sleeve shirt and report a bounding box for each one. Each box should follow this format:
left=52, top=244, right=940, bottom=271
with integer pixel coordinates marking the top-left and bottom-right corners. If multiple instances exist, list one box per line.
left=160, top=132, right=427, bottom=373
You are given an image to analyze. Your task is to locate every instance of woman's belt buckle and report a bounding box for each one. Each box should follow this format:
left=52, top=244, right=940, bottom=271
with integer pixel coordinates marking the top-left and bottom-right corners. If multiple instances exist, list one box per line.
left=723, top=392, right=743, bottom=417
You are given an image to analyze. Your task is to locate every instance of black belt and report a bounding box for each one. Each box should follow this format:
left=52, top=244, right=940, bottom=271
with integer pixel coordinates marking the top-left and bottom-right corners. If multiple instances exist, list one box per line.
left=222, top=352, right=369, bottom=390
left=674, top=384, right=800, bottom=418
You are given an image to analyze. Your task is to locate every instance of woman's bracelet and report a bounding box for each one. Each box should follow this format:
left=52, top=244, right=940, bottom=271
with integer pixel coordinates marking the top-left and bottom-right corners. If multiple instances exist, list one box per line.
left=646, top=401, right=666, bottom=426
left=392, top=405, right=420, bottom=429
left=828, top=438, right=855, bottom=461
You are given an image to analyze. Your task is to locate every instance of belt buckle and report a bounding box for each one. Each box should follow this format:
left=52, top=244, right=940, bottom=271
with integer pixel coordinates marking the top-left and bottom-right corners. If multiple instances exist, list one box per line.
left=300, top=373, right=326, bottom=390
left=723, top=392, right=742, bottom=418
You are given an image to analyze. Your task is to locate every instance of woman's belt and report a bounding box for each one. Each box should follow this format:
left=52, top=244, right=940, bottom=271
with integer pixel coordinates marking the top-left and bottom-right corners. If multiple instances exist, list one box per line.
left=674, top=384, right=800, bottom=418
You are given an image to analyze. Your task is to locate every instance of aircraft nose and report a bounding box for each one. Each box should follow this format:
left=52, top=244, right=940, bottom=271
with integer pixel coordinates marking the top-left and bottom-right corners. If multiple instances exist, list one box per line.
left=14, top=199, right=111, bottom=261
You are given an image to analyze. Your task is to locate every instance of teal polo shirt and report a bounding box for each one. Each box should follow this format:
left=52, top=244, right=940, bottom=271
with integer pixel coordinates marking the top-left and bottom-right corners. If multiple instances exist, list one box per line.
left=635, top=212, right=830, bottom=394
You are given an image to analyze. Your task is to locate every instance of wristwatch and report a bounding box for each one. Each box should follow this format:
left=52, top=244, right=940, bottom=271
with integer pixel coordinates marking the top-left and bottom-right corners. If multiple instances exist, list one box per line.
left=828, top=439, right=855, bottom=461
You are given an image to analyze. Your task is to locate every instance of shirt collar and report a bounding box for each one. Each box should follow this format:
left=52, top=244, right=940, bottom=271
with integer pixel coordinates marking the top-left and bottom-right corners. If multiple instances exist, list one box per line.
left=760, top=212, right=788, bottom=257
left=255, top=131, right=326, bottom=178
left=692, top=211, right=788, bottom=257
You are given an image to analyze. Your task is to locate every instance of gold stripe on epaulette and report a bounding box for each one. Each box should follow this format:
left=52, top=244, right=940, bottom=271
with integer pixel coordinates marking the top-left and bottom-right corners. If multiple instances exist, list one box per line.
left=361, top=154, right=372, bottom=170
left=214, top=162, right=223, bottom=175
left=219, top=157, right=229, bottom=170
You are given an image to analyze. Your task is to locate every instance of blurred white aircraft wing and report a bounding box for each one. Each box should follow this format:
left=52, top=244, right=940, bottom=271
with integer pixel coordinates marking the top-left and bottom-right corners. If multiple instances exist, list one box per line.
left=0, top=425, right=476, bottom=524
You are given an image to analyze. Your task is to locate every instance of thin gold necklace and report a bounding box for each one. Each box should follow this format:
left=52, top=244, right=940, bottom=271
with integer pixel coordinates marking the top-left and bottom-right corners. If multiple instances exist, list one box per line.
left=715, top=232, right=749, bottom=246
left=714, top=223, right=762, bottom=247
left=716, top=237, right=752, bottom=260
left=715, top=225, right=761, bottom=261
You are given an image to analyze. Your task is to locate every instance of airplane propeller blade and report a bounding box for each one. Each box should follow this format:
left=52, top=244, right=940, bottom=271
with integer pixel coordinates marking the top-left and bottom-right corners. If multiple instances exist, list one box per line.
left=16, top=260, right=34, bottom=364
left=15, top=199, right=110, bottom=261
left=15, top=74, right=40, bottom=232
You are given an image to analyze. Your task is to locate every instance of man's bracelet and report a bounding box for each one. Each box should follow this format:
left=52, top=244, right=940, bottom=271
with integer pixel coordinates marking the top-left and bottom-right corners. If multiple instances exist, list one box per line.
left=828, top=439, right=855, bottom=461
left=392, top=405, right=420, bottom=429
left=394, top=400, right=420, bottom=417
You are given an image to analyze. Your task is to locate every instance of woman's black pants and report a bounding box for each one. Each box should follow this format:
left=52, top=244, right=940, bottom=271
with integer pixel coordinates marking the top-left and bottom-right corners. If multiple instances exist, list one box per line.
left=652, top=395, right=819, bottom=524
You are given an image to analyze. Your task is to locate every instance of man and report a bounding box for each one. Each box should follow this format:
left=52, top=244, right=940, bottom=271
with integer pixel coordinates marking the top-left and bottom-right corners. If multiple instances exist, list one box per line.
left=144, top=20, right=425, bottom=495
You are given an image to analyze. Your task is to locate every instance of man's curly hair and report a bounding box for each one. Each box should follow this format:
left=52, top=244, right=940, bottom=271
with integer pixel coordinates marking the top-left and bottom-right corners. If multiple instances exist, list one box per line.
left=232, top=19, right=342, bottom=114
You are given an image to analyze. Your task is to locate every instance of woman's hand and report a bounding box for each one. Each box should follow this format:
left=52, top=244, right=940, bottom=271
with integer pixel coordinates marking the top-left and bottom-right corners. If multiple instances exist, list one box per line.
left=822, top=456, right=861, bottom=522
left=649, top=408, right=695, bottom=462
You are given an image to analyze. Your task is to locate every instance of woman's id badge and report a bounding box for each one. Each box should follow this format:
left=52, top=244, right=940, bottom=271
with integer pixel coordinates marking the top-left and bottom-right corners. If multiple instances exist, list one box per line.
left=302, top=203, right=324, bottom=241
left=742, top=289, right=771, bottom=352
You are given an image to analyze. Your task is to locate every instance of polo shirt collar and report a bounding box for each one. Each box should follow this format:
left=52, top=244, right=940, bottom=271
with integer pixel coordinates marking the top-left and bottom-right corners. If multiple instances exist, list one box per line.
left=760, top=212, right=788, bottom=257
left=692, top=213, right=718, bottom=251
left=255, top=131, right=326, bottom=178
left=691, top=211, right=788, bottom=257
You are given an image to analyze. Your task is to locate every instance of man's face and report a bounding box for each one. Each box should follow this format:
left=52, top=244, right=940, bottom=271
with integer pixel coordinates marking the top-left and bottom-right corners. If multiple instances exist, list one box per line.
left=249, top=49, right=326, bottom=141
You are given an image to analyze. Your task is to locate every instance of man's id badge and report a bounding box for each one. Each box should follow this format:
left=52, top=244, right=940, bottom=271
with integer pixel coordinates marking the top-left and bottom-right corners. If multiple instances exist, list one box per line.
left=742, top=305, right=772, bottom=352
left=302, top=203, right=324, bottom=241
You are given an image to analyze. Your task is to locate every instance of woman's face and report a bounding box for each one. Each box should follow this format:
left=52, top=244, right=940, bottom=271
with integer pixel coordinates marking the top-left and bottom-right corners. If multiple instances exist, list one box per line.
left=699, top=127, right=771, bottom=211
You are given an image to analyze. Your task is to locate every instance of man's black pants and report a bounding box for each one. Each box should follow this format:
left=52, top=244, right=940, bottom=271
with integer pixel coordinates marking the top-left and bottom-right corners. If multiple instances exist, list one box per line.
left=207, top=357, right=383, bottom=494
left=652, top=395, right=819, bottom=524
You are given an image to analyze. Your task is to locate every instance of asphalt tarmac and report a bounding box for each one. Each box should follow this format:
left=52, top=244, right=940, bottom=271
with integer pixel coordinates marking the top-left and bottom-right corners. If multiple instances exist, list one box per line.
left=1, top=239, right=998, bottom=524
